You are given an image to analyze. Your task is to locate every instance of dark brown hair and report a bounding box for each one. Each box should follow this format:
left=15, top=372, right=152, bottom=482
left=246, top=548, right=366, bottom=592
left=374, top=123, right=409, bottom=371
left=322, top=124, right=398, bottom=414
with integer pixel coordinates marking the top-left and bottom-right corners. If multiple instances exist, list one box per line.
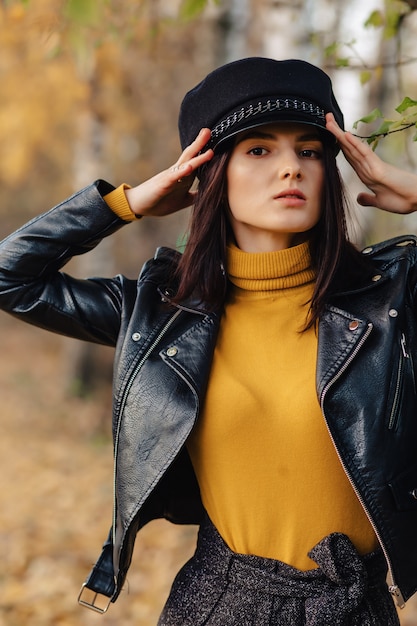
left=172, top=138, right=372, bottom=328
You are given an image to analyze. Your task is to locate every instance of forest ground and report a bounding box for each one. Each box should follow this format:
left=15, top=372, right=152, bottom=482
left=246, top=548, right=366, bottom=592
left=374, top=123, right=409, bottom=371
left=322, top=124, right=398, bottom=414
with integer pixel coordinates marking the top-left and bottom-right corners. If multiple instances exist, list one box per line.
left=1, top=316, right=417, bottom=625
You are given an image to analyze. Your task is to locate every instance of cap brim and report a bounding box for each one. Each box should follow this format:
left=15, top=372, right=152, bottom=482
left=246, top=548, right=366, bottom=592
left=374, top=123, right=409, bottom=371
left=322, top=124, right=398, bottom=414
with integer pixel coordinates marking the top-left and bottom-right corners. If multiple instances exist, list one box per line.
left=209, top=115, right=337, bottom=153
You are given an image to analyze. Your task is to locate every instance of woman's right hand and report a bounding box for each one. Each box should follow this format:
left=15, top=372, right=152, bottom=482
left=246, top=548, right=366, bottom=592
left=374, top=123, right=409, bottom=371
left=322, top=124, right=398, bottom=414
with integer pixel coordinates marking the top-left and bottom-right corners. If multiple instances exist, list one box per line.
left=125, top=128, right=214, bottom=218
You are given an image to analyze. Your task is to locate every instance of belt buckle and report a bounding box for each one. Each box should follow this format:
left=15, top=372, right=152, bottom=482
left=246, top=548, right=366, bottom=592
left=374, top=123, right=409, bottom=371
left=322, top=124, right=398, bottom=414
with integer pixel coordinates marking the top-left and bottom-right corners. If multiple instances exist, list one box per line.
left=78, top=583, right=112, bottom=613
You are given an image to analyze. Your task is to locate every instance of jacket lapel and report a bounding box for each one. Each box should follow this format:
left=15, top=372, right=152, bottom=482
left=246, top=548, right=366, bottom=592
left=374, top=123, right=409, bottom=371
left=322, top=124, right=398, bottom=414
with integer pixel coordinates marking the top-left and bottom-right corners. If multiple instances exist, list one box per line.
left=316, top=305, right=373, bottom=404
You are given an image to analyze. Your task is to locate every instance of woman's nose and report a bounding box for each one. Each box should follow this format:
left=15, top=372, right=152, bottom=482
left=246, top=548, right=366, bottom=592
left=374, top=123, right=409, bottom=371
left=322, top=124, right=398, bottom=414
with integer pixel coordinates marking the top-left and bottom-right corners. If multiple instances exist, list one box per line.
left=279, top=164, right=302, bottom=180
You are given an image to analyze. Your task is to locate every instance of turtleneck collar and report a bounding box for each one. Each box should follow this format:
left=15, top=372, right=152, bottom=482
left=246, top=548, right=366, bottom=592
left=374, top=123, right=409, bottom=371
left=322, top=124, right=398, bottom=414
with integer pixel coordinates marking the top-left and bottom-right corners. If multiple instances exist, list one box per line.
left=227, top=241, right=316, bottom=292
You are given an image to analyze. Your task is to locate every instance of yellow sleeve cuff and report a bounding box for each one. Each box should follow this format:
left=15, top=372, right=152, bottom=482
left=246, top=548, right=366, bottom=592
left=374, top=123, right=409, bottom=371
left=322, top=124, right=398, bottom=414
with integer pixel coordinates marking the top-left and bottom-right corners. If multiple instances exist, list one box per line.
left=104, top=183, right=140, bottom=222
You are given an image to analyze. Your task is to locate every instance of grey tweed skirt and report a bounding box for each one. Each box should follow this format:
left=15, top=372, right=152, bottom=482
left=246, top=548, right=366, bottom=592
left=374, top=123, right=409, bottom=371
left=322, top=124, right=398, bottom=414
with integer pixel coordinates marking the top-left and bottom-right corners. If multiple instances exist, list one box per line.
left=158, top=515, right=399, bottom=626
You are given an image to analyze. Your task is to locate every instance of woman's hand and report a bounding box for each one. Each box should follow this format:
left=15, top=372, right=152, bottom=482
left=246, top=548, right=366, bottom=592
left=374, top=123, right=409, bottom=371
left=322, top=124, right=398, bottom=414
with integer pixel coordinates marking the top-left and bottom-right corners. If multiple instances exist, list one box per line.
left=326, top=112, right=417, bottom=215
left=124, top=128, right=214, bottom=218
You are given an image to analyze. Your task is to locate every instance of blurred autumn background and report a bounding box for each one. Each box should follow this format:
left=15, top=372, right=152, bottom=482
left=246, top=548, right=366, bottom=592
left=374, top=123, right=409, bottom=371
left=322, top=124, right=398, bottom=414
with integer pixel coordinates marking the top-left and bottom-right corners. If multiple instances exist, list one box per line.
left=1, top=0, right=417, bottom=624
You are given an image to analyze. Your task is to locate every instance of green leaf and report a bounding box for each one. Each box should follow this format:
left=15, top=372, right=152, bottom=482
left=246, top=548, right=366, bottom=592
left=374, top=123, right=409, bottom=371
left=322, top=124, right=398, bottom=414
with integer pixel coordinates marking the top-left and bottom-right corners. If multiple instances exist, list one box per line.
left=373, top=119, right=394, bottom=136
left=387, top=119, right=404, bottom=131
left=336, top=57, right=350, bottom=68
left=360, top=70, right=372, bottom=85
left=324, top=42, right=339, bottom=57
left=353, top=108, right=383, bottom=129
left=395, top=96, right=417, bottom=114
left=364, top=9, right=384, bottom=28
left=180, top=0, right=209, bottom=20
left=384, top=0, right=410, bottom=39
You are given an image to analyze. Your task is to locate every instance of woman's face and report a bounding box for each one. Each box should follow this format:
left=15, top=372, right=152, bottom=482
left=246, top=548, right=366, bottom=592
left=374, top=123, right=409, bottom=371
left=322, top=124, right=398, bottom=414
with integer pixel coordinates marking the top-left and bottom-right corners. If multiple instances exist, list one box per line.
left=226, top=122, right=325, bottom=252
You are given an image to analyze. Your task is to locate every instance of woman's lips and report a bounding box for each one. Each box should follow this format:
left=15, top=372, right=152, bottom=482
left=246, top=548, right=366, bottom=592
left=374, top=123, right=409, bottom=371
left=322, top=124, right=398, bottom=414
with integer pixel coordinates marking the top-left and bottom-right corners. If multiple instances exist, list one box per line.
left=276, top=188, right=306, bottom=200
left=274, top=189, right=306, bottom=206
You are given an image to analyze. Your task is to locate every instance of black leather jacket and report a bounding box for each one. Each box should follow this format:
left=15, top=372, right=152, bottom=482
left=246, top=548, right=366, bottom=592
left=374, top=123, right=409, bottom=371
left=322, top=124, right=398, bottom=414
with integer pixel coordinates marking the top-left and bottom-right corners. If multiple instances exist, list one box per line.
left=1, top=180, right=417, bottom=611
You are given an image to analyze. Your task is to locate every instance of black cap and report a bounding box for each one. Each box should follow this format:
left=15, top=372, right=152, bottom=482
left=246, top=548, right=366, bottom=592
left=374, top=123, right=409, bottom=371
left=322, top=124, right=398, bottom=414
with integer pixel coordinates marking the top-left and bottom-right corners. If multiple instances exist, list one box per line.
left=178, top=57, right=344, bottom=152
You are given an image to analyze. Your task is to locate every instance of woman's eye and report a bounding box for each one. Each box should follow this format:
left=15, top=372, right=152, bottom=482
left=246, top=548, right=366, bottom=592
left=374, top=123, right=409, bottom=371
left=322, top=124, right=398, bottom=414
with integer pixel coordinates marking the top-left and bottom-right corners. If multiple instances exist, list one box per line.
left=300, top=148, right=321, bottom=159
left=248, top=147, right=267, bottom=156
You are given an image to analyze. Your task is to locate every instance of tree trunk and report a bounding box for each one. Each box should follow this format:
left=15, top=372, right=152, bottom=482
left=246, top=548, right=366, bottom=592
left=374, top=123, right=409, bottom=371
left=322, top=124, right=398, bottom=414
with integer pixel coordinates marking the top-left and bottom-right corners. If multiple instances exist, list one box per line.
left=64, top=106, right=114, bottom=403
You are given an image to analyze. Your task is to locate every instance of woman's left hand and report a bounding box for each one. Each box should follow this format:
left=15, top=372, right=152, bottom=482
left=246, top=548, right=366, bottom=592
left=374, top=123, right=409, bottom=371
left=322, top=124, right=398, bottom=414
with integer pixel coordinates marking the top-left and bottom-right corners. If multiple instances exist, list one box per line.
left=326, top=112, right=417, bottom=215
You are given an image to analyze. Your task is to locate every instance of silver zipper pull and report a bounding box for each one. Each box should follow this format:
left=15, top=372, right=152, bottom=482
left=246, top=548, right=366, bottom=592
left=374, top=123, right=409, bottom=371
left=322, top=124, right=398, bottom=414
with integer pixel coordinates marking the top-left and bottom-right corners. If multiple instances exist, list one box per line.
left=401, top=333, right=409, bottom=358
left=389, top=584, right=405, bottom=608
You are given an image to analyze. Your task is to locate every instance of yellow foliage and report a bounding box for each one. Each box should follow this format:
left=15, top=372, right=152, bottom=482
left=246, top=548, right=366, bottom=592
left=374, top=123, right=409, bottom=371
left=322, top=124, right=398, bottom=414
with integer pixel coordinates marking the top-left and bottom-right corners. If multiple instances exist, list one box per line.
left=0, top=0, right=218, bottom=231
left=0, top=0, right=88, bottom=184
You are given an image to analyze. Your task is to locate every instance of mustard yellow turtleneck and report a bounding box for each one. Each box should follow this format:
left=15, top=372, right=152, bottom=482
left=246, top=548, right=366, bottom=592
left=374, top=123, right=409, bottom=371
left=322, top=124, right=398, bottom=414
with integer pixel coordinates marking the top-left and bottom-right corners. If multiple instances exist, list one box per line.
left=187, top=241, right=377, bottom=570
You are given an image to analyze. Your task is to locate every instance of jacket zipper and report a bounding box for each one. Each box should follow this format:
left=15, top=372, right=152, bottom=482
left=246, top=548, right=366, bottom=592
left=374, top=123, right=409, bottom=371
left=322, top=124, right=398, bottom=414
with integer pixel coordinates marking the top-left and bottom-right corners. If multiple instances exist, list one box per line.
left=112, top=309, right=183, bottom=550
left=388, top=333, right=409, bottom=430
left=320, top=322, right=405, bottom=608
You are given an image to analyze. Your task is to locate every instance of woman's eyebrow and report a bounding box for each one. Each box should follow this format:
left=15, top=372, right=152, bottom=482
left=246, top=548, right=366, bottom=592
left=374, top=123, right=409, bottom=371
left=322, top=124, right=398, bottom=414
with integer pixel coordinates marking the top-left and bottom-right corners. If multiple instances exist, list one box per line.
left=296, top=132, right=322, bottom=142
left=237, top=130, right=276, bottom=142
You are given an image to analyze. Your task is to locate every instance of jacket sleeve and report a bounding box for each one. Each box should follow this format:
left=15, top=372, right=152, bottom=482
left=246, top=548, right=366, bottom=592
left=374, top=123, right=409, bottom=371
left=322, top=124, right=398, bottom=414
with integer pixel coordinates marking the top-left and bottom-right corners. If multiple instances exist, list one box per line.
left=0, top=180, right=131, bottom=347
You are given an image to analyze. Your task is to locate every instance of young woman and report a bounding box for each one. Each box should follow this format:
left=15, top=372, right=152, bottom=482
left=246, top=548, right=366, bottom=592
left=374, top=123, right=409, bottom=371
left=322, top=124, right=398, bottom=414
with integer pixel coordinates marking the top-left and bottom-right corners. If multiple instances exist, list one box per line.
left=1, top=57, right=417, bottom=625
